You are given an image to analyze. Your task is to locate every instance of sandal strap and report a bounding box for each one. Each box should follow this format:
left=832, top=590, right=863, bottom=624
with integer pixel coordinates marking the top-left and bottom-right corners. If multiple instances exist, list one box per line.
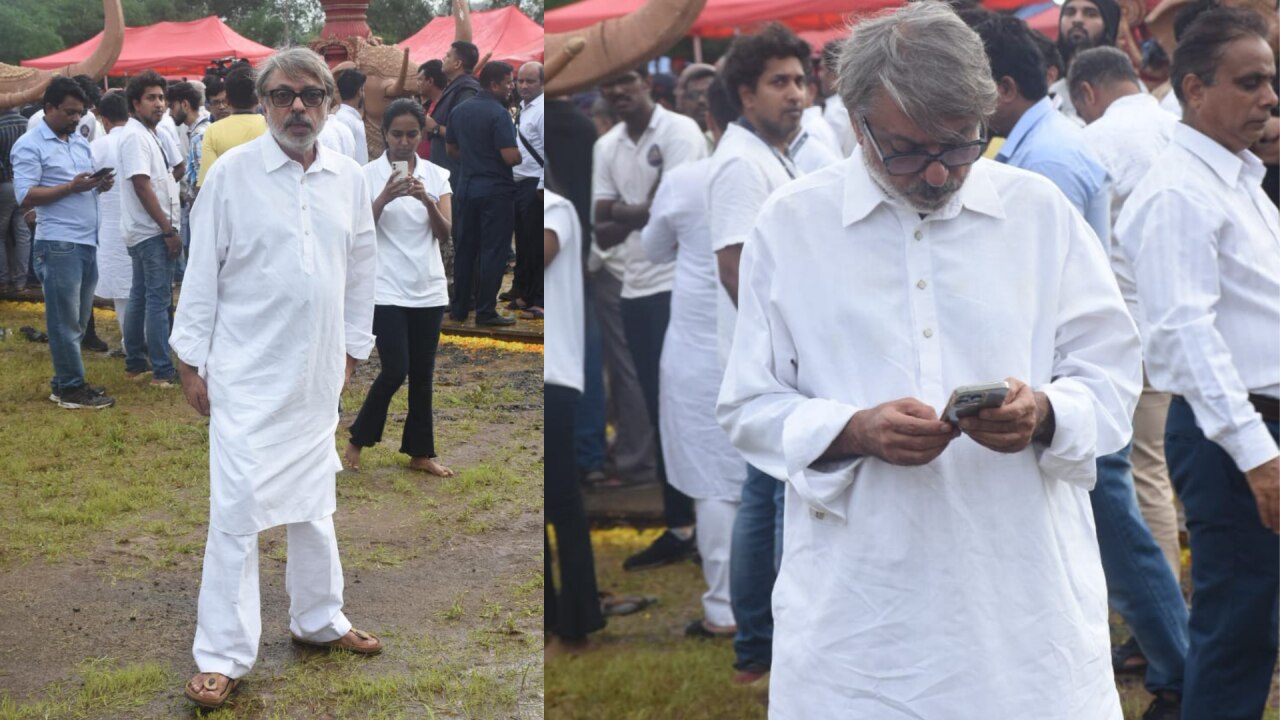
left=351, top=628, right=371, bottom=641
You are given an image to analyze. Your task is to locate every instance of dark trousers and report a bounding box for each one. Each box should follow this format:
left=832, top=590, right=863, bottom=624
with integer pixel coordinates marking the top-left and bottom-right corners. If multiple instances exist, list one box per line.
left=451, top=191, right=515, bottom=321
left=1165, top=397, right=1279, bottom=720
left=546, top=382, right=605, bottom=640
left=349, top=304, right=446, bottom=458
left=620, top=291, right=695, bottom=528
left=510, top=177, right=542, bottom=308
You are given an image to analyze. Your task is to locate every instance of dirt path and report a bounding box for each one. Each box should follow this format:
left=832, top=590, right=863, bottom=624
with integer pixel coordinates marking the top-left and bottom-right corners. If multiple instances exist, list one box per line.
left=0, top=307, right=543, bottom=719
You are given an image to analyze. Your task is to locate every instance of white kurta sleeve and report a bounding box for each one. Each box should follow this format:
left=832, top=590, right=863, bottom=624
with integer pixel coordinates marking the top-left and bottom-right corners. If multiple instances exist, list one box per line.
left=1124, top=186, right=1278, bottom=472
left=1036, top=207, right=1142, bottom=489
left=640, top=174, right=680, bottom=265
left=717, top=222, right=864, bottom=521
left=169, top=164, right=229, bottom=369
left=344, top=177, right=377, bottom=360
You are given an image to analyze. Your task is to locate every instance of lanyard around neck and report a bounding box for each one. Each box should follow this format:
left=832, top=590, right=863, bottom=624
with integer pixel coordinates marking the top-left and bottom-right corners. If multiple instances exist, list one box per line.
left=736, top=118, right=796, bottom=180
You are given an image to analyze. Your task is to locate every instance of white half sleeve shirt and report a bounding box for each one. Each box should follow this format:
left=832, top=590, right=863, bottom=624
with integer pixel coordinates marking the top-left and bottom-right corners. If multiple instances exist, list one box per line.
left=117, top=118, right=180, bottom=247
left=544, top=190, right=585, bottom=392
left=362, top=153, right=452, bottom=308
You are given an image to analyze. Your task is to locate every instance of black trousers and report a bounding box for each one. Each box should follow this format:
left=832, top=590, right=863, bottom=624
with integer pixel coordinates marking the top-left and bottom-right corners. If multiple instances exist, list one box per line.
left=619, top=291, right=695, bottom=528
left=546, top=382, right=605, bottom=640
left=451, top=190, right=515, bottom=321
left=349, top=304, right=445, bottom=458
left=510, top=177, right=543, bottom=308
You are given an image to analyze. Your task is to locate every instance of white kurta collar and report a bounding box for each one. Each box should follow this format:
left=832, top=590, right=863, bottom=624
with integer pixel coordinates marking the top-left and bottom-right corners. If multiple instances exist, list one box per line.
left=841, top=147, right=1005, bottom=227
left=257, top=130, right=338, bottom=176
left=1173, top=121, right=1265, bottom=188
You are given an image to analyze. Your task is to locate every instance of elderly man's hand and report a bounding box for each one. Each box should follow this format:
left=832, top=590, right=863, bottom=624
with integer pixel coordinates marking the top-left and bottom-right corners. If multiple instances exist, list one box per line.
left=1245, top=457, right=1280, bottom=534
left=842, top=397, right=959, bottom=466
left=957, top=377, right=1051, bottom=453
left=178, top=362, right=209, bottom=417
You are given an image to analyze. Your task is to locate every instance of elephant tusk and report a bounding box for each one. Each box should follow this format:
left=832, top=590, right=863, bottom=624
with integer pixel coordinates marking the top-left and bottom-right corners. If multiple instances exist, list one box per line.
left=544, top=36, right=586, bottom=86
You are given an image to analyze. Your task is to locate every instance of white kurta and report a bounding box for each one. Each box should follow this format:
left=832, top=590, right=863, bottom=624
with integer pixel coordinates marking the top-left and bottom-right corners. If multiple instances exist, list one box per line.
left=717, top=151, right=1141, bottom=719
left=170, top=133, right=377, bottom=536
left=89, top=132, right=131, bottom=300
left=641, top=158, right=745, bottom=501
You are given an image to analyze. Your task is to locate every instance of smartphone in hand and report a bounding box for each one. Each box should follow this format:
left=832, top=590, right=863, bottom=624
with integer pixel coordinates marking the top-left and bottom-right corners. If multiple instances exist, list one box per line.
left=391, top=161, right=409, bottom=180
left=941, top=381, right=1010, bottom=423
left=90, top=167, right=114, bottom=179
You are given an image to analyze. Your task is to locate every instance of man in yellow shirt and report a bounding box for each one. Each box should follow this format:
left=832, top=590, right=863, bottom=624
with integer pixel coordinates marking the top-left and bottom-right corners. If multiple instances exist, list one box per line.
left=196, top=64, right=266, bottom=188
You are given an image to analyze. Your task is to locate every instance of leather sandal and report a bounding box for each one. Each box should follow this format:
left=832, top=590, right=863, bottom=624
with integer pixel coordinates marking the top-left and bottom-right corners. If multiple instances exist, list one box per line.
left=184, top=672, right=240, bottom=709
left=291, top=627, right=383, bottom=655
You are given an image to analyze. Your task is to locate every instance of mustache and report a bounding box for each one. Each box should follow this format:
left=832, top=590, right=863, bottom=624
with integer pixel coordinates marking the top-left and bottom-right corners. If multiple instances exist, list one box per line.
left=284, top=112, right=313, bottom=129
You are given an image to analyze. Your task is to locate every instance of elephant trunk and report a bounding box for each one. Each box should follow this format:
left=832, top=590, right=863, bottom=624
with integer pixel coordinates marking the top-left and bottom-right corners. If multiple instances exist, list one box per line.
left=386, top=48, right=410, bottom=99
left=544, top=0, right=708, bottom=96
left=64, top=0, right=126, bottom=80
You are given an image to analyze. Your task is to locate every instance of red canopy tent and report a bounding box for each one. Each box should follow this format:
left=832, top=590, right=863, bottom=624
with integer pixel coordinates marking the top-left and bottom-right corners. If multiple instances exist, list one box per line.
left=22, top=16, right=275, bottom=78
left=401, top=6, right=544, bottom=68
left=547, top=0, right=901, bottom=38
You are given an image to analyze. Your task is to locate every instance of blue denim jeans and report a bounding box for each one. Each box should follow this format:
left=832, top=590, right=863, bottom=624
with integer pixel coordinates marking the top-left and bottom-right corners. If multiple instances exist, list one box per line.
left=730, top=464, right=785, bottom=671
left=1165, top=397, right=1278, bottom=720
left=123, top=234, right=175, bottom=380
left=574, top=292, right=606, bottom=472
left=31, top=240, right=96, bottom=394
left=1092, top=443, right=1189, bottom=695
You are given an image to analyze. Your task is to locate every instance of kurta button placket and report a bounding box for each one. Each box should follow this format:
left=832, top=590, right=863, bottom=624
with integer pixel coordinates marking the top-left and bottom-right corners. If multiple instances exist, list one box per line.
left=917, top=279, right=927, bottom=290
left=923, top=328, right=933, bottom=338
left=903, top=215, right=943, bottom=403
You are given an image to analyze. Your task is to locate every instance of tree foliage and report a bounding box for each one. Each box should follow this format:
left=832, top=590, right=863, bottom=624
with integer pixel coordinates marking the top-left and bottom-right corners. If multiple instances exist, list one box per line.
left=2, top=0, right=542, bottom=66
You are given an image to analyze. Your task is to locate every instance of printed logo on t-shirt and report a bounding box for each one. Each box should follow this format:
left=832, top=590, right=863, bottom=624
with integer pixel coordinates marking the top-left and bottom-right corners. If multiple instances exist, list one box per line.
left=646, top=143, right=663, bottom=169
left=79, top=124, right=92, bottom=139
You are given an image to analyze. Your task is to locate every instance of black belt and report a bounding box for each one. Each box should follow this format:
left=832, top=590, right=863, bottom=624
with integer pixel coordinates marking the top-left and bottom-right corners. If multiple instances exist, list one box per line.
left=1251, top=394, right=1280, bottom=423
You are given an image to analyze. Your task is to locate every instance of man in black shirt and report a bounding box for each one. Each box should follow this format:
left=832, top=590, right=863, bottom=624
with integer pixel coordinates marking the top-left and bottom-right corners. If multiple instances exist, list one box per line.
left=425, top=40, right=482, bottom=185
left=0, top=108, right=31, bottom=290
left=445, top=62, right=521, bottom=326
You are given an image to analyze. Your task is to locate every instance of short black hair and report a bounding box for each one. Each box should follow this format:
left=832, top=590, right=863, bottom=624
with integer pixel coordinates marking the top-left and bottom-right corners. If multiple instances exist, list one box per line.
left=1173, top=0, right=1220, bottom=42
left=204, top=76, right=226, bottom=98
left=1067, top=46, right=1140, bottom=98
left=336, top=68, right=366, bottom=101
left=382, top=97, right=428, bottom=135
left=72, top=75, right=101, bottom=108
left=417, top=59, right=447, bottom=90
left=682, top=66, right=717, bottom=91
left=721, top=23, right=811, bottom=111
left=167, top=80, right=203, bottom=109
left=125, top=70, right=167, bottom=113
left=43, top=76, right=87, bottom=111
left=707, top=76, right=739, bottom=130
left=977, top=15, right=1048, bottom=101
left=1172, top=6, right=1270, bottom=103
left=479, top=61, right=513, bottom=91
left=451, top=41, right=480, bottom=73
left=224, top=65, right=257, bottom=109
left=96, top=91, right=129, bottom=123
left=1031, top=29, right=1065, bottom=78
left=650, top=72, right=677, bottom=106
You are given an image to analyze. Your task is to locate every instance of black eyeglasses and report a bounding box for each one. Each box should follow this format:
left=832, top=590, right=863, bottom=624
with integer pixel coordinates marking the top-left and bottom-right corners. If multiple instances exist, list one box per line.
left=267, top=87, right=328, bottom=108
left=860, top=118, right=986, bottom=176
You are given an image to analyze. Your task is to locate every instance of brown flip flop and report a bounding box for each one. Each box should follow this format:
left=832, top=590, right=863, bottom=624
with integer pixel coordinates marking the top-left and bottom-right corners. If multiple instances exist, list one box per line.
left=291, top=627, right=383, bottom=655
left=184, top=672, right=240, bottom=709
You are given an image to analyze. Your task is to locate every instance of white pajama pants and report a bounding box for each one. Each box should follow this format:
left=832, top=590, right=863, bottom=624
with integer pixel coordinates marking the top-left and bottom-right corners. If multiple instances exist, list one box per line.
left=192, top=515, right=351, bottom=679
left=695, top=498, right=740, bottom=628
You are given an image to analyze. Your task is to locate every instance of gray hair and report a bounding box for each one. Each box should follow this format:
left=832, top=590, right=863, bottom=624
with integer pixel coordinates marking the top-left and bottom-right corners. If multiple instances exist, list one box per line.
left=255, top=47, right=337, bottom=105
left=1067, top=47, right=1140, bottom=101
left=836, top=1, right=997, bottom=142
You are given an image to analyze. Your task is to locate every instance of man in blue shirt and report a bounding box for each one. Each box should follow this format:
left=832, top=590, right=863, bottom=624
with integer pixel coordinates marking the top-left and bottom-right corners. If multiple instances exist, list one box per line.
left=445, top=61, right=521, bottom=327
left=12, top=77, right=116, bottom=409
left=978, top=17, right=1189, bottom=720
left=978, top=15, right=1112, bottom=247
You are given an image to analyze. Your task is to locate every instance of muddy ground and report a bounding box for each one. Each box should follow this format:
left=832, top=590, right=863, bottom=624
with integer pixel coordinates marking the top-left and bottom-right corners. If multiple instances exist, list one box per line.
left=0, top=301, right=543, bottom=719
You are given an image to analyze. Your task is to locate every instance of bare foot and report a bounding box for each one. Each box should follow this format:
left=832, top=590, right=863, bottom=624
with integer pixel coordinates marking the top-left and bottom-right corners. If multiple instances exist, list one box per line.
left=408, top=456, right=454, bottom=477
left=343, top=442, right=362, bottom=471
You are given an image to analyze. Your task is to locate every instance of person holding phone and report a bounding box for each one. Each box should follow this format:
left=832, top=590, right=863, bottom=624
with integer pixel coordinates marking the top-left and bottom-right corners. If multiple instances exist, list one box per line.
left=345, top=99, right=454, bottom=477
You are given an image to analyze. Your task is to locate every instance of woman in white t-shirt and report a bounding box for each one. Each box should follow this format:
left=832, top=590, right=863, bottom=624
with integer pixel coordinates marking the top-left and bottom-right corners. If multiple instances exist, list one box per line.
left=345, top=100, right=455, bottom=477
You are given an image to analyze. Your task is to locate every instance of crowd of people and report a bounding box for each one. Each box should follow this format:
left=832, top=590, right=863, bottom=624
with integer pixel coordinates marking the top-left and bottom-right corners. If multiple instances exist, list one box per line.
left=543, top=0, right=1278, bottom=718
left=0, top=39, right=543, bottom=709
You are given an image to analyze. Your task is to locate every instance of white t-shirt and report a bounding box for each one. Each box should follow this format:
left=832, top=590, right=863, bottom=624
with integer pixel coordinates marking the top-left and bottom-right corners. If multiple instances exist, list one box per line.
left=822, top=97, right=856, bottom=157
left=319, top=117, right=357, bottom=160
left=90, top=131, right=131, bottom=300
left=336, top=104, right=369, bottom=164
left=118, top=118, right=180, bottom=246
left=591, top=104, right=707, bottom=299
left=544, top=190, right=584, bottom=392
left=514, top=94, right=544, bottom=184
left=362, top=153, right=451, bottom=308
left=157, top=113, right=183, bottom=168
left=28, top=109, right=102, bottom=143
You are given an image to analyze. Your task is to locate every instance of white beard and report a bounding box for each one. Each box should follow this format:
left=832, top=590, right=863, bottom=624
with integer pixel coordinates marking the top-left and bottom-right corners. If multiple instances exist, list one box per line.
left=860, top=146, right=960, bottom=215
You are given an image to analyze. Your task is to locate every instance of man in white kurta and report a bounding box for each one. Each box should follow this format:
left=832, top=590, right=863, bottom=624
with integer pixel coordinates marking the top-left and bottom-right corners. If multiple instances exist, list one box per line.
left=170, top=48, right=380, bottom=708
left=717, top=5, right=1140, bottom=717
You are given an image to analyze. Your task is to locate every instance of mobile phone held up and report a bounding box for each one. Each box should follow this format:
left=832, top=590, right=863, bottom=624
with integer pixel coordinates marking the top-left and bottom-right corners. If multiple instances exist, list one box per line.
left=391, top=161, right=409, bottom=181
left=90, top=167, right=114, bottom=179
left=941, top=381, right=1010, bottom=424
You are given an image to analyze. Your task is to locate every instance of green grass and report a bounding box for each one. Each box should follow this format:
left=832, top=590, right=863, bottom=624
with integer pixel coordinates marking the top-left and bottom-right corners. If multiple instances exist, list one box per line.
left=547, top=529, right=1280, bottom=720
left=0, top=658, right=174, bottom=720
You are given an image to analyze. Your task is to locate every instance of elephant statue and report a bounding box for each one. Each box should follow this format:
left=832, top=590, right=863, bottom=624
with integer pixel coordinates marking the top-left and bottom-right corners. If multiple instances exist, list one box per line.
left=0, top=0, right=125, bottom=110
left=313, top=0, right=476, bottom=161
left=545, top=0, right=709, bottom=96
